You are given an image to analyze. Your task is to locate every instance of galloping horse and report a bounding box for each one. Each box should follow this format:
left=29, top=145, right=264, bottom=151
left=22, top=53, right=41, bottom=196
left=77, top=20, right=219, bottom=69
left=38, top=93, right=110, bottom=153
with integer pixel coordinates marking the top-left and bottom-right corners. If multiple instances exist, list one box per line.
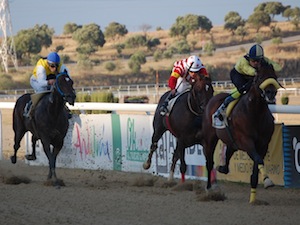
left=202, top=62, right=282, bottom=203
left=143, top=74, right=214, bottom=182
left=11, top=71, right=76, bottom=186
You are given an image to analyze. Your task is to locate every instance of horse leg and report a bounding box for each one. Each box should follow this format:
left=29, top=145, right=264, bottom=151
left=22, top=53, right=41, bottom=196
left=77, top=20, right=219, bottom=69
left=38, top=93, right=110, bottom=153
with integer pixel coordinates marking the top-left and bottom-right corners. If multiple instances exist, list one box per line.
left=143, top=125, right=166, bottom=170
left=217, top=146, right=236, bottom=174
left=204, top=138, right=219, bottom=190
left=258, top=164, right=274, bottom=189
left=11, top=128, right=26, bottom=164
left=257, top=144, right=274, bottom=189
left=25, top=135, right=37, bottom=160
left=41, top=140, right=56, bottom=180
left=178, top=142, right=186, bottom=183
left=248, top=151, right=273, bottom=203
left=169, top=144, right=179, bottom=181
left=143, top=142, right=158, bottom=170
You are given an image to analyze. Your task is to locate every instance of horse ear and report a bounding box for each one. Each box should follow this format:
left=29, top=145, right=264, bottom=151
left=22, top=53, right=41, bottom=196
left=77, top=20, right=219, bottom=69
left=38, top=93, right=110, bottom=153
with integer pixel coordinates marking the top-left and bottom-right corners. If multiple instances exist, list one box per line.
left=64, top=69, right=68, bottom=75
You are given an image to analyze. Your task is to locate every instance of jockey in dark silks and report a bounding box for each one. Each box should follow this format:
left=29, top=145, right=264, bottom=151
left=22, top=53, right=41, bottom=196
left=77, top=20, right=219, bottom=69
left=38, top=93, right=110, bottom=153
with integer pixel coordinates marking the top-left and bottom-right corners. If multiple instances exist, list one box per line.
left=213, top=44, right=282, bottom=124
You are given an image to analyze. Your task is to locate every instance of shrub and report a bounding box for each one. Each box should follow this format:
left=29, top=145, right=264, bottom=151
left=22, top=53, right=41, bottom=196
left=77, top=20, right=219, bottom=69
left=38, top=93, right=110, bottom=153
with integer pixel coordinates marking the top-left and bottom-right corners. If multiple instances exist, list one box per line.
left=74, top=91, right=118, bottom=114
left=105, top=61, right=116, bottom=71
left=281, top=94, right=289, bottom=105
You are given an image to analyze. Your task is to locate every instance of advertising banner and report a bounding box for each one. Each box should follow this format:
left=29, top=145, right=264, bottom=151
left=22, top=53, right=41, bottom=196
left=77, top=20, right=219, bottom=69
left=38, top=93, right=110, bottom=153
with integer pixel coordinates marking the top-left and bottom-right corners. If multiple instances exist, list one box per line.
left=282, top=125, right=300, bottom=188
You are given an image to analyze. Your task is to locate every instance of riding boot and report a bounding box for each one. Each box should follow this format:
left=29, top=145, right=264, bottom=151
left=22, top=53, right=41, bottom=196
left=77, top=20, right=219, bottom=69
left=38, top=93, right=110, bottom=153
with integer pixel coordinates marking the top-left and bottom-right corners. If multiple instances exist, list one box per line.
left=23, top=100, right=33, bottom=119
left=214, top=95, right=235, bottom=121
left=159, top=93, right=174, bottom=116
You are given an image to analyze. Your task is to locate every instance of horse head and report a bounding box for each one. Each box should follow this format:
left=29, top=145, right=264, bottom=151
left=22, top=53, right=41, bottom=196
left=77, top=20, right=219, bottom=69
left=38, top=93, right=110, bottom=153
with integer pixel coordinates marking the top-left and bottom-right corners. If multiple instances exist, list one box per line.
left=189, top=73, right=214, bottom=112
left=54, top=71, right=76, bottom=105
left=251, top=62, right=282, bottom=104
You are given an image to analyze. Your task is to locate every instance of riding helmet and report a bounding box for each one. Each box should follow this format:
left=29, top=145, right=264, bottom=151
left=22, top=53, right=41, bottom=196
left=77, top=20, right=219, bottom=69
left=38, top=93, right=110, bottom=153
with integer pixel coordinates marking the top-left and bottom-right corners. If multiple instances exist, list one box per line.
left=47, top=52, right=60, bottom=64
left=186, top=55, right=203, bottom=72
left=248, top=44, right=264, bottom=60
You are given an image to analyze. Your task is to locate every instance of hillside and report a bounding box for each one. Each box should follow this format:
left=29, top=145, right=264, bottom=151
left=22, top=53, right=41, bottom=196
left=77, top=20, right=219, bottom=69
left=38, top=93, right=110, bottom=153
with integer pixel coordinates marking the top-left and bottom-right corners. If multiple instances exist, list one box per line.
left=9, top=21, right=300, bottom=89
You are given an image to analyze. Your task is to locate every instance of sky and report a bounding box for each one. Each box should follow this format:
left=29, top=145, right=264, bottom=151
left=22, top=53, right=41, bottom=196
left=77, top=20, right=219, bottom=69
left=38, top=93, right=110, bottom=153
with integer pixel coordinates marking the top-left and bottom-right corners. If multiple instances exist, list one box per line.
left=8, top=0, right=300, bottom=35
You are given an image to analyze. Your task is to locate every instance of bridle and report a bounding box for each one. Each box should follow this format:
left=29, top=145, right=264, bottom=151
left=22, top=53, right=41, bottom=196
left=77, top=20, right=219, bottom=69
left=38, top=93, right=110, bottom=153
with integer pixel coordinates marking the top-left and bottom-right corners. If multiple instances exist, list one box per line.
left=188, top=73, right=212, bottom=116
left=54, top=72, right=75, bottom=102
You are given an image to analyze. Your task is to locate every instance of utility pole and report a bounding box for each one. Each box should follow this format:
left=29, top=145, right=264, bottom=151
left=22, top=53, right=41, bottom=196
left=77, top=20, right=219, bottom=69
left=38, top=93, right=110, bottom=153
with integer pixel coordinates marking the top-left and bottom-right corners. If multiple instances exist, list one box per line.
left=0, top=0, right=17, bottom=72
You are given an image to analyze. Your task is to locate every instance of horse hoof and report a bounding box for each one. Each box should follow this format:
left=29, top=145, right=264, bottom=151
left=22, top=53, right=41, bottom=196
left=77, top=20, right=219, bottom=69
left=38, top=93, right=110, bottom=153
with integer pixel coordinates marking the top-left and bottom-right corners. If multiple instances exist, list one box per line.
left=10, top=156, right=16, bottom=164
left=217, top=165, right=229, bottom=174
left=25, top=154, right=37, bottom=161
left=143, top=162, right=150, bottom=170
left=264, top=178, right=275, bottom=189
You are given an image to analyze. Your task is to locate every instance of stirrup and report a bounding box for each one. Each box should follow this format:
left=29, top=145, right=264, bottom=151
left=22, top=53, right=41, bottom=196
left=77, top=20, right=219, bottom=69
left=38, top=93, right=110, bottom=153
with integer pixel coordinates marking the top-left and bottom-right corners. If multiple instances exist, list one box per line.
left=159, top=106, right=168, bottom=116
left=212, top=115, right=225, bottom=129
left=212, top=108, right=226, bottom=129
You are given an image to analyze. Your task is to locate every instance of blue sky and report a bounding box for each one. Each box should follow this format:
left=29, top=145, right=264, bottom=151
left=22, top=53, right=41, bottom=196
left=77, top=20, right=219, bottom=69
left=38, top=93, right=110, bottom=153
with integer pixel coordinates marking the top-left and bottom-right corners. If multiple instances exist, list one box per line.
left=9, top=0, right=299, bottom=35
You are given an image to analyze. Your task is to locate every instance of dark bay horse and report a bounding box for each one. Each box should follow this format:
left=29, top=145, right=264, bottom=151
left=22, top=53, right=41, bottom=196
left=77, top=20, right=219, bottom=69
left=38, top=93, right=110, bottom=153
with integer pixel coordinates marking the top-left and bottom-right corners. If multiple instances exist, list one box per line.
left=202, top=62, right=282, bottom=203
left=143, top=74, right=214, bottom=182
left=11, top=71, right=76, bottom=186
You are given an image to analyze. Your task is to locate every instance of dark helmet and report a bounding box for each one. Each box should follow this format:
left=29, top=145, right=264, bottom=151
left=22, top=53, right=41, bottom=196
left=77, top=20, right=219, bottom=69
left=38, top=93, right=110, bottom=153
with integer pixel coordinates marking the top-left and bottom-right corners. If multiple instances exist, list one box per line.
left=47, top=52, right=60, bottom=64
left=248, top=44, right=264, bottom=60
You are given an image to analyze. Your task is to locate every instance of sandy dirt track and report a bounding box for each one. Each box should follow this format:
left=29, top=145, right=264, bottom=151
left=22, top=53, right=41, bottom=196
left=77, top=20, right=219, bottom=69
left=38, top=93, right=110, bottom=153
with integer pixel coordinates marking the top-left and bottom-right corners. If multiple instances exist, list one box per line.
left=1, top=98, right=300, bottom=225
left=1, top=159, right=300, bottom=225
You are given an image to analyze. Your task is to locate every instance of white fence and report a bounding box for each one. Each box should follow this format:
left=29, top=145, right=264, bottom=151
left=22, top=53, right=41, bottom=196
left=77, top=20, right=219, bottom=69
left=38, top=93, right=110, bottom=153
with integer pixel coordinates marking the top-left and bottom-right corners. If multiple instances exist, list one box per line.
left=1, top=102, right=300, bottom=114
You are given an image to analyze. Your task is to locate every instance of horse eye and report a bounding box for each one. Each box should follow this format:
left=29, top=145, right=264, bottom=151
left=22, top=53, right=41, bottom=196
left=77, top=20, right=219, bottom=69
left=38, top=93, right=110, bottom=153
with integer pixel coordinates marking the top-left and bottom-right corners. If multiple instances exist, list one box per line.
left=206, top=85, right=209, bottom=91
left=65, top=77, right=70, bottom=82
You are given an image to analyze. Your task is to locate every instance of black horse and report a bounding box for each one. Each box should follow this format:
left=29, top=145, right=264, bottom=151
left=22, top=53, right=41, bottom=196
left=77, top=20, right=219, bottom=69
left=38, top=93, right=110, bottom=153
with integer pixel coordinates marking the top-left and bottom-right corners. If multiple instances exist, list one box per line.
left=202, top=63, right=282, bottom=203
left=143, top=74, right=214, bottom=182
left=11, top=71, right=76, bottom=186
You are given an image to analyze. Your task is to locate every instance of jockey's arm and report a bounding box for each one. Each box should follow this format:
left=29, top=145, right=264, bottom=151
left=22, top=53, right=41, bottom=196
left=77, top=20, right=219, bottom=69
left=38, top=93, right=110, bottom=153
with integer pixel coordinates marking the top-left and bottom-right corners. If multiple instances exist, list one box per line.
left=168, top=71, right=180, bottom=90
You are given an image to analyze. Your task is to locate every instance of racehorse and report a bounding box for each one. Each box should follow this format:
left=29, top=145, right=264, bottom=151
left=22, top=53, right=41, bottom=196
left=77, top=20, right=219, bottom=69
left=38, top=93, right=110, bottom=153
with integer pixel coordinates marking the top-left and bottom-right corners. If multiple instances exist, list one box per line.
left=11, top=71, right=76, bottom=186
left=143, top=73, right=214, bottom=182
left=202, top=62, right=282, bottom=203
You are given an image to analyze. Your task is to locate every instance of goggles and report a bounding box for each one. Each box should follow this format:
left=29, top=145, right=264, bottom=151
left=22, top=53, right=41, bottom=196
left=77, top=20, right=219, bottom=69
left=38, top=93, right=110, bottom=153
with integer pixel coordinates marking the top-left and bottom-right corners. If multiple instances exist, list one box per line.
left=48, top=61, right=59, bottom=68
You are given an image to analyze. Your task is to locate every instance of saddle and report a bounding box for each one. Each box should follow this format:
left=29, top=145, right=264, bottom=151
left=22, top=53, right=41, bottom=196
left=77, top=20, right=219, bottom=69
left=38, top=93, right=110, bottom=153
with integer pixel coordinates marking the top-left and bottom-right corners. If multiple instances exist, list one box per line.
left=165, top=89, right=190, bottom=116
left=212, top=98, right=239, bottom=129
left=23, top=91, right=51, bottom=118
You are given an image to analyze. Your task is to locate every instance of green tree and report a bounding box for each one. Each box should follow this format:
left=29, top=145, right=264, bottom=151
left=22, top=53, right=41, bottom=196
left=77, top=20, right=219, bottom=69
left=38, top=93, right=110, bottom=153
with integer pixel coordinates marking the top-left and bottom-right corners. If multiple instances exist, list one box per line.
left=264, top=2, right=285, bottom=20
left=125, top=35, right=147, bottom=48
left=291, top=7, right=300, bottom=29
left=14, top=26, right=53, bottom=60
left=114, top=43, right=125, bottom=56
left=146, top=38, right=160, bottom=51
left=198, top=16, right=213, bottom=33
left=247, top=11, right=271, bottom=32
left=235, top=26, right=248, bottom=41
left=254, top=2, right=286, bottom=21
left=72, top=23, right=106, bottom=56
left=104, top=22, right=128, bottom=41
left=32, top=24, right=54, bottom=49
left=169, top=16, right=190, bottom=38
left=283, top=6, right=293, bottom=21
left=169, top=14, right=212, bottom=38
left=63, top=22, right=82, bottom=35
left=224, top=11, right=245, bottom=35
left=128, top=51, right=146, bottom=73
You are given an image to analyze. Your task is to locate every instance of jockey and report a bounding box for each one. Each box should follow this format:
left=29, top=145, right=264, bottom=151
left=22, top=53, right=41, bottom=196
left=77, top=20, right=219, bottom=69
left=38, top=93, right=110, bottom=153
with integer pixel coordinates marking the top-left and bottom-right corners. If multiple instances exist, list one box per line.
left=159, top=55, right=209, bottom=115
left=213, top=44, right=282, bottom=124
left=24, top=52, right=71, bottom=118
left=30, top=52, right=69, bottom=92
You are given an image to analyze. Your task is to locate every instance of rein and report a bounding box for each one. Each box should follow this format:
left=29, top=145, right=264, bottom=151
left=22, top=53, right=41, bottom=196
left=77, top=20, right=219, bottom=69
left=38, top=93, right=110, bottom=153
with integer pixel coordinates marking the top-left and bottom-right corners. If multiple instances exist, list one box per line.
left=54, top=73, right=67, bottom=97
left=187, top=93, right=202, bottom=116
left=53, top=72, right=74, bottom=103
